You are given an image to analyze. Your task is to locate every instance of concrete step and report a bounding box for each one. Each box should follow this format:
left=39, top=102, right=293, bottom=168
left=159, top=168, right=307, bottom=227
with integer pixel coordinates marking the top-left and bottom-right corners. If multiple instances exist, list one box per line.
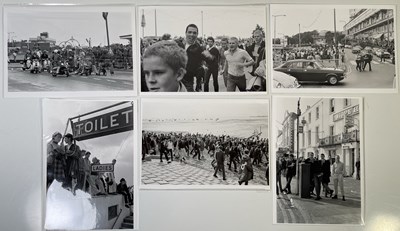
left=123, top=216, right=133, bottom=223
left=120, top=222, right=134, bottom=229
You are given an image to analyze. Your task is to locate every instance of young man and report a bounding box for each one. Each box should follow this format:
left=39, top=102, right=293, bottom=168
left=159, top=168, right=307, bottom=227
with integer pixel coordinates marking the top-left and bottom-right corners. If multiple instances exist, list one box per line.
left=142, top=41, right=188, bottom=92
left=332, top=155, right=346, bottom=201
left=223, top=37, right=254, bottom=92
left=203, top=36, right=220, bottom=92
left=219, top=37, right=229, bottom=87
left=246, top=29, right=265, bottom=75
left=117, top=178, right=133, bottom=208
left=213, top=145, right=226, bottom=180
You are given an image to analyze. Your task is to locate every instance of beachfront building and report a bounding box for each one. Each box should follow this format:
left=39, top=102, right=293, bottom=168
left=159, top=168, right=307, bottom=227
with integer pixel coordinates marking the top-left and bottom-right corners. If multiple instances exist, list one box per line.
left=28, top=32, right=56, bottom=50
left=343, top=9, right=394, bottom=48
left=297, top=98, right=360, bottom=178
left=276, top=111, right=298, bottom=155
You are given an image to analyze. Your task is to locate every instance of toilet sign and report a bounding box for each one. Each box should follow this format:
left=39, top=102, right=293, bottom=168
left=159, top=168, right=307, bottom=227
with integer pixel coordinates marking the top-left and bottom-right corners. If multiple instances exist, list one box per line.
left=71, top=106, right=133, bottom=141
left=91, top=164, right=114, bottom=172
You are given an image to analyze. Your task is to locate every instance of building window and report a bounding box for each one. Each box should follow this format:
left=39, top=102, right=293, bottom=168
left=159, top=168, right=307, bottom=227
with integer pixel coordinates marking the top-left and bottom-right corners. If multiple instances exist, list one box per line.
left=308, top=130, right=311, bottom=146
left=302, top=132, right=305, bottom=147
left=316, top=107, right=320, bottom=120
left=329, top=125, right=334, bottom=136
left=330, top=99, right=335, bottom=113
left=316, top=126, right=319, bottom=141
left=308, top=112, right=311, bottom=123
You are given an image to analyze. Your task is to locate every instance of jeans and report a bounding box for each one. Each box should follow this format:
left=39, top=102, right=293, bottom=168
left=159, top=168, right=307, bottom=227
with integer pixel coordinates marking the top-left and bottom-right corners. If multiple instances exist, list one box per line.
left=333, top=174, right=344, bottom=197
left=204, top=67, right=219, bottom=92
left=227, top=74, right=246, bottom=92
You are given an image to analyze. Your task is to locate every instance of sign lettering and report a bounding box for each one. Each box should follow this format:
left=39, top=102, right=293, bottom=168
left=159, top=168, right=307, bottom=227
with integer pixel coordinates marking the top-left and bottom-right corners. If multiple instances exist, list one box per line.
left=333, top=105, right=359, bottom=122
left=91, top=164, right=114, bottom=172
left=72, top=106, right=133, bottom=141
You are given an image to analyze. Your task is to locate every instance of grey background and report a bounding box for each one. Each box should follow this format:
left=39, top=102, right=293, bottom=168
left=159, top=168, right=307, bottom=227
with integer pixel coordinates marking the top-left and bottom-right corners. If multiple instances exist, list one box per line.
left=1, top=0, right=400, bottom=231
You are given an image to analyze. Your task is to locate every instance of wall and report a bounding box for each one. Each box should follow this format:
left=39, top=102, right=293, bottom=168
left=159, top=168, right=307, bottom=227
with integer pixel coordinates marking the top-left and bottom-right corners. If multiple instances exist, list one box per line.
left=0, top=0, right=400, bottom=231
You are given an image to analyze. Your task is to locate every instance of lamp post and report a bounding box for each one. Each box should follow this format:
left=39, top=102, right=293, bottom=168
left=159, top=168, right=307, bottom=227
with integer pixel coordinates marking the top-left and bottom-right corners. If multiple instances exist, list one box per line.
left=296, top=98, right=301, bottom=194
left=272, top=15, right=286, bottom=45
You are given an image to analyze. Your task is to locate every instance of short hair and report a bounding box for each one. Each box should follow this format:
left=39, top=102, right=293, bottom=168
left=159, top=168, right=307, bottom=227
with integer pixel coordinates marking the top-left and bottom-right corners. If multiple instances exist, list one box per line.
left=220, top=37, right=229, bottom=43
left=229, top=37, right=239, bottom=43
left=207, top=36, right=214, bottom=42
left=185, top=24, right=198, bottom=33
left=253, top=29, right=264, bottom=36
left=52, top=132, right=62, bottom=140
left=64, top=133, right=74, bottom=141
left=143, top=40, right=188, bottom=73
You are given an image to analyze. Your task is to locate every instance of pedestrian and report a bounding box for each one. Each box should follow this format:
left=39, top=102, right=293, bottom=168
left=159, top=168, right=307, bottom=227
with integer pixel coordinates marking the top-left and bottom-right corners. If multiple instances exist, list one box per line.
left=47, top=132, right=65, bottom=187
left=355, top=158, right=360, bottom=180
left=238, top=155, right=254, bottom=185
left=276, top=156, right=284, bottom=196
left=63, top=133, right=81, bottom=193
left=332, top=155, right=346, bottom=201
left=203, top=36, right=220, bottom=92
left=246, top=29, right=265, bottom=75
left=213, top=145, right=226, bottom=180
left=320, top=154, right=334, bottom=197
left=159, top=139, right=170, bottom=163
left=219, top=37, right=229, bottom=87
left=177, top=24, right=205, bottom=92
left=282, top=154, right=295, bottom=194
left=363, top=53, right=372, bottom=71
left=223, top=37, right=254, bottom=92
left=311, top=153, right=323, bottom=200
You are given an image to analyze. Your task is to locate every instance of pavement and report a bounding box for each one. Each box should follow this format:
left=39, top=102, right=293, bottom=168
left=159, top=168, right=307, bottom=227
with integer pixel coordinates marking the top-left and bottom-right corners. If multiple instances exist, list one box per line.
left=141, top=150, right=268, bottom=186
left=7, top=63, right=134, bottom=92
left=276, top=175, right=362, bottom=224
left=300, top=48, right=396, bottom=89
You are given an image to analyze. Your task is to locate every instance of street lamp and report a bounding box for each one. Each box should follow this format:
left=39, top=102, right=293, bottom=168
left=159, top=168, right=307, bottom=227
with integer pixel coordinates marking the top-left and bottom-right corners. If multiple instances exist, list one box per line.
left=296, top=98, right=301, bottom=194
left=272, top=15, right=286, bottom=45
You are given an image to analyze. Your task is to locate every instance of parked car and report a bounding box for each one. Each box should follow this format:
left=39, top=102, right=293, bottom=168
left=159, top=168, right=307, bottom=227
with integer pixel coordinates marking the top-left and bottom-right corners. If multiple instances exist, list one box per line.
left=274, top=59, right=346, bottom=85
left=273, top=71, right=301, bottom=88
left=352, top=46, right=361, bottom=54
left=364, top=46, right=373, bottom=54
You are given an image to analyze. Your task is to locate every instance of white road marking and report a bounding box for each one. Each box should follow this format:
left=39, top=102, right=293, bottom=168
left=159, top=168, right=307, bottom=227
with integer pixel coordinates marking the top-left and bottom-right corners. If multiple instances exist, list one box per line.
left=107, top=79, right=117, bottom=83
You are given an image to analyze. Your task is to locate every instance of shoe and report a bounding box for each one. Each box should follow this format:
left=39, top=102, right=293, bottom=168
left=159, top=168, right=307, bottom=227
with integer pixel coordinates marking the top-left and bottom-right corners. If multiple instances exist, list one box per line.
left=342, top=196, right=346, bottom=201
left=315, top=196, right=322, bottom=200
left=223, top=178, right=226, bottom=181
left=329, top=190, right=334, bottom=198
left=213, top=175, right=217, bottom=178
left=332, top=195, right=338, bottom=199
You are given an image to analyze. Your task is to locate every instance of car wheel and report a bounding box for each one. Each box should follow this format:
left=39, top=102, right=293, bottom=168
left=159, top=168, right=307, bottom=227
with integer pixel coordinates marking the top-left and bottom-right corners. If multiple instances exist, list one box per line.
left=328, top=76, right=338, bottom=85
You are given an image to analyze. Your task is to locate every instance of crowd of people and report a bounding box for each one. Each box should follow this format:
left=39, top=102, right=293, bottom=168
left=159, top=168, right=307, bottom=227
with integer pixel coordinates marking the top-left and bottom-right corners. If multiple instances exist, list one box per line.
left=13, top=43, right=132, bottom=76
left=276, top=152, right=360, bottom=201
left=142, top=131, right=269, bottom=185
left=47, top=132, right=133, bottom=207
left=273, top=45, right=345, bottom=68
left=140, top=23, right=266, bottom=92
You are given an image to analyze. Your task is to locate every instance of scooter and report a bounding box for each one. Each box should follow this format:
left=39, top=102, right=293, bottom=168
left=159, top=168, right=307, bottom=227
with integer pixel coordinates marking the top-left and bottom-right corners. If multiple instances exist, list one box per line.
left=81, top=62, right=92, bottom=76
left=30, top=59, right=41, bottom=74
left=42, top=59, right=51, bottom=73
left=22, top=57, right=32, bottom=71
left=52, top=62, right=70, bottom=77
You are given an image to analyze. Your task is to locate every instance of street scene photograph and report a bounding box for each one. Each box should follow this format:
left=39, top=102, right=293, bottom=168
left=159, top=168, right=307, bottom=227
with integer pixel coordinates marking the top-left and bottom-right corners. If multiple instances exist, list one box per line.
left=273, top=96, right=363, bottom=224
left=271, top=5, right=396, bottom=90
left=43, top=100, right=136, bottom=230
left=5, top=6, right=134, bottom=96
left=141, top=99, right=269, bottom=187
left=139, top=6, right=267, bottom=93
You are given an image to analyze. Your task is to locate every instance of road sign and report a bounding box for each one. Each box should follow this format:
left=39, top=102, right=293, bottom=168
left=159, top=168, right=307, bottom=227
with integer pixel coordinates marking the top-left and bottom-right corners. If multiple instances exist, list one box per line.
left=91, top=164, right=114, bottom=172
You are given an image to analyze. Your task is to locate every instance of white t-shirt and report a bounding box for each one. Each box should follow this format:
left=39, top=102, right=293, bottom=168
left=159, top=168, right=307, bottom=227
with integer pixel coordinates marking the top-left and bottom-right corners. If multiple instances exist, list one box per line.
left=224, top=48, right=253, bottom=76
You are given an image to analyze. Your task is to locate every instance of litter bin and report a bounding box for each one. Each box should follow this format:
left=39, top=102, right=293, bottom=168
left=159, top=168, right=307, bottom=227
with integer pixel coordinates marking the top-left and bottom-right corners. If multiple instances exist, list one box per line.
left=299, top=162, right=311, bottom=198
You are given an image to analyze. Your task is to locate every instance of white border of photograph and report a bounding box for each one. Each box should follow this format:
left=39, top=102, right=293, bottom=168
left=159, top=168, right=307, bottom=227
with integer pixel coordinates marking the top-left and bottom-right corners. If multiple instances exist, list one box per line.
left=139, top=96, right=270, bottom=191
left=271, top=95, right=365, bottom=226
left=269, top=4, right=398, bottom=94
left=41, top=98, right=139, bottom=230
left=3, top=4, right=137, bottom=98
left=136, top=4, right=269, bottom=96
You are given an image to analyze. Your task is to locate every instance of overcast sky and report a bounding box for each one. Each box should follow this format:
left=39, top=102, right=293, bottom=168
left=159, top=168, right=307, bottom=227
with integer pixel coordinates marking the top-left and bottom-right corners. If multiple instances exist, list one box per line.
left=139, top=6, right=266, bottom=38
left=43, top=100, right=134, bottom=186
left=271, top=5, right=362, bottom=37
left=7, top=7, right=132, bottom=46
left=273, top=97, right=320, bottom=131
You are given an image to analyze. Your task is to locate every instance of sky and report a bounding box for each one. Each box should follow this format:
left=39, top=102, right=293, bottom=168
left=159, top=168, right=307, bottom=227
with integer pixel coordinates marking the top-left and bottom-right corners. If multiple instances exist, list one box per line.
left=139, top=6, right=266, bottom=38
left=7, top=8, right=132, bottom=46
left=142, top=99, right=268, bottom=138
left=43, top=100, right=134, bottom=186
left=271, top=5, right=361, bottom=37
left=273, top=97, right=319, bottom=132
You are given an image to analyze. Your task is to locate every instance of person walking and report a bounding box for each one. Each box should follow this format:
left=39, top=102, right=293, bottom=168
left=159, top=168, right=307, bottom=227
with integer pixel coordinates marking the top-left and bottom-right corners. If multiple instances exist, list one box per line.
left=332, top=155, right=346, bottom=201
left=213, top=145, right=226, bottom=180
left=283, top=154, right=296, bottom=194
left=320, top=154, right=334, bottom=197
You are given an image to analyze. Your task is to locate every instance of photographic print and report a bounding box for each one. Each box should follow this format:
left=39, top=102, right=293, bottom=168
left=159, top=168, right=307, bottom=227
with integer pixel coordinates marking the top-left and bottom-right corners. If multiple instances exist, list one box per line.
left=271, top=5, right=397, bottom=91
left=139, top=5, right=267, bottom=93
left=4, top=5, right=135, bottom=97
left=43, top=100, right=137, bottom=230
left=141, top=99, right=269, bottom=188
left=272, top=96, right=363, bottom=224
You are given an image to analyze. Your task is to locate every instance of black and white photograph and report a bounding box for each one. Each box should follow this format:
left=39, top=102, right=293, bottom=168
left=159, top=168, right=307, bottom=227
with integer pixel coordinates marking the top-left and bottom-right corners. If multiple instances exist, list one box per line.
left=271, top=5, right=397, bottom=91
left=139, top=5, right=267, bottom=93
left=272, top=96, right=363, bottom=224
left=4, top=5, right=135, bottom=97
left=43, top=100, right=137, bottom=230
left=141, top=99, right=269, bottom=188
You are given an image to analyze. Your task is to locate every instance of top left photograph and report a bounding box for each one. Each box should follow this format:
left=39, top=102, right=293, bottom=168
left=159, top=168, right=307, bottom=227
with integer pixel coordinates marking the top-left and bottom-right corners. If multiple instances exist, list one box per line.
left=3, top=5, right=136, bottom=98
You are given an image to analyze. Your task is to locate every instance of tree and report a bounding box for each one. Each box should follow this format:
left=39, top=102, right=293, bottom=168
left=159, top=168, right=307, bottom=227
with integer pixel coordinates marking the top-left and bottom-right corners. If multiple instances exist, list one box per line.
left=252, top=24, right=265, bottom=37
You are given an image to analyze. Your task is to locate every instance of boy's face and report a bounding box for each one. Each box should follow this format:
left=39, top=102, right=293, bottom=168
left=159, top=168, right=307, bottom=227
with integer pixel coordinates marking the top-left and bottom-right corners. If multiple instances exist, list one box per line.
left=207, top=39, right=214, bottom=47
left=185, top=27, right=198, bottom=44
left=143, top=56, right=181, bottom=92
